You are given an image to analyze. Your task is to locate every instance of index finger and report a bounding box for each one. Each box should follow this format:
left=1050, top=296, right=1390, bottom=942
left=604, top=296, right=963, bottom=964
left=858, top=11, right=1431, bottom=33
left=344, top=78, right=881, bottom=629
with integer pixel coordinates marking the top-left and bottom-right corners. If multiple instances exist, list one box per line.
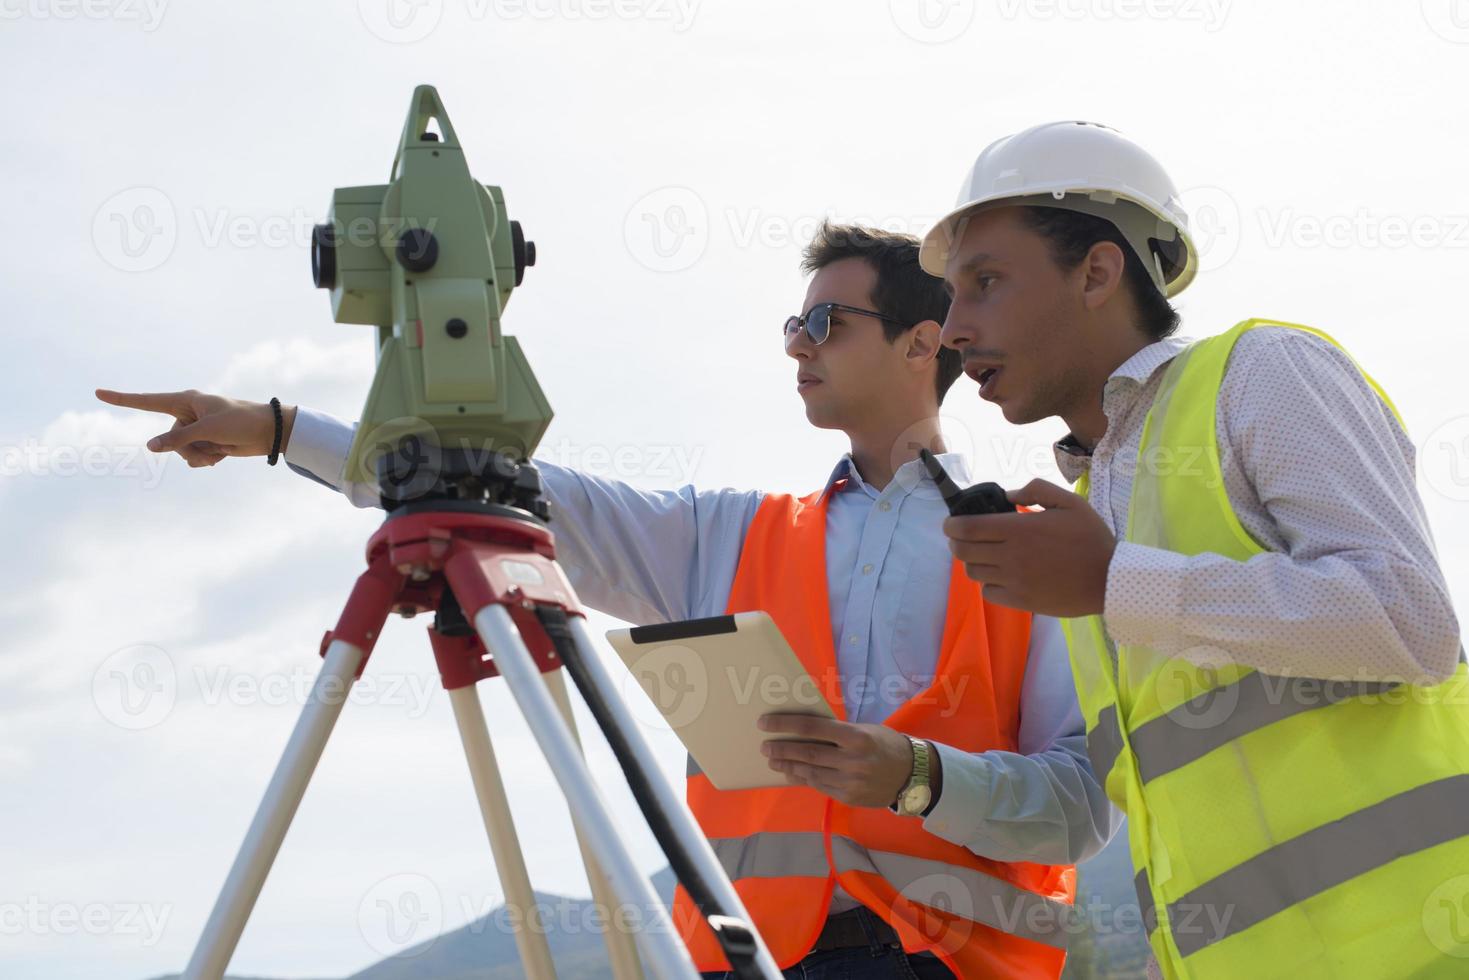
left=942, top=511, right=1030, bottom=543
left=758, top=713, right=853, bottom=746
left=94, top=389, right=191, bottom=417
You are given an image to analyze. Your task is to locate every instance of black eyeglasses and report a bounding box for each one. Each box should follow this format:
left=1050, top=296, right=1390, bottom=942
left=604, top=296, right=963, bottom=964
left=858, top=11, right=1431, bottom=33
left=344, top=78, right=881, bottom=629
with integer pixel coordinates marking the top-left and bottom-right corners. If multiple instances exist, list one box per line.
left=783, top=302, right=908, bottom=346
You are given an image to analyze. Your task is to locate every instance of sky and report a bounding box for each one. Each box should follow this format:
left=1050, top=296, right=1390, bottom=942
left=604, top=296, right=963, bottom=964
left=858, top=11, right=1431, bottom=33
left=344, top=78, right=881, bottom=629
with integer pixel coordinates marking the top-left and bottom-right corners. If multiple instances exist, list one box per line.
left=3, top=1, right=1469, bottom=977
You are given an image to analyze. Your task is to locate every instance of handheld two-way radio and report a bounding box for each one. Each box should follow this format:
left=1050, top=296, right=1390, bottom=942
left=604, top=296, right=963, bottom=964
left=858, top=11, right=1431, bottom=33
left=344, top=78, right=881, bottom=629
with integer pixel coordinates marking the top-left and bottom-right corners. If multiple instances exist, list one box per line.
left=918, top=448, right=1012, bottom=516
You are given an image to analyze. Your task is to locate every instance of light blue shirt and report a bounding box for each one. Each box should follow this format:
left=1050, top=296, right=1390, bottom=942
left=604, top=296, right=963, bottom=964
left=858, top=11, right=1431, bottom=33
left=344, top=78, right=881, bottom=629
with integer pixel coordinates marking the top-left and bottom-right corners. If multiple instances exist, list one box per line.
left=284, top=407, right=1118, bottom=910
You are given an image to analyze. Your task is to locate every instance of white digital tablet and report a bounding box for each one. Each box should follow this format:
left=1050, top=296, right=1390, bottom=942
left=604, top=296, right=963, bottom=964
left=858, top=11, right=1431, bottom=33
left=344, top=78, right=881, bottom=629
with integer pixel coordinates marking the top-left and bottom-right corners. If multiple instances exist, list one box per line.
left=606, top=611, right=838, bottom=790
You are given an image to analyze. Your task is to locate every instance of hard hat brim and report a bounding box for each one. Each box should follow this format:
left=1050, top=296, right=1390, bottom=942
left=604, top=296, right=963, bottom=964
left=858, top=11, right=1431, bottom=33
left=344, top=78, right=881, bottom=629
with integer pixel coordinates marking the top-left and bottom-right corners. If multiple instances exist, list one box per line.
left=919, top=191, right=1198, bottom=299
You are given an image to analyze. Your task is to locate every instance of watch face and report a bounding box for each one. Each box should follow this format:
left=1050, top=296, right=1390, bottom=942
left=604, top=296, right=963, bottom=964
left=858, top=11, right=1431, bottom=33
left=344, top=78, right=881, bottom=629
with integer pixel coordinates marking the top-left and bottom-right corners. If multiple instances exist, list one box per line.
left=902, top=784, right=932, bottom=815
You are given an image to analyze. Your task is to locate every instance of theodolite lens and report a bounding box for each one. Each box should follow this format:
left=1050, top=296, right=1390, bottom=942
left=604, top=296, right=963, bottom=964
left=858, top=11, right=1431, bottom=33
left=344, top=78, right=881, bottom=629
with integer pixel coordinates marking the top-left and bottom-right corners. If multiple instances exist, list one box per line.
left=511, top=220, right=536, bottom=286
left=311, top=223, right=336, bottom=289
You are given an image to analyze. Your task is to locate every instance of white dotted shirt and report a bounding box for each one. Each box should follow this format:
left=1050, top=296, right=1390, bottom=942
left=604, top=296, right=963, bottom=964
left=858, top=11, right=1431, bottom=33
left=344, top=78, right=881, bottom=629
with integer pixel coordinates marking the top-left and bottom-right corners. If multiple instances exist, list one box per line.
left=1054, top=326, right=1462, bottom=684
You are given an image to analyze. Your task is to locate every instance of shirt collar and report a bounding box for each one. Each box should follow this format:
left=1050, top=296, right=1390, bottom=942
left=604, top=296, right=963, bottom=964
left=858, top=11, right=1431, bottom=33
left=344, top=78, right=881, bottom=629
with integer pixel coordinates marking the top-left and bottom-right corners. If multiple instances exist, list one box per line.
left=1109, top=335, right=1194, bottom=389
left=819, top=450, right=974, bottom=504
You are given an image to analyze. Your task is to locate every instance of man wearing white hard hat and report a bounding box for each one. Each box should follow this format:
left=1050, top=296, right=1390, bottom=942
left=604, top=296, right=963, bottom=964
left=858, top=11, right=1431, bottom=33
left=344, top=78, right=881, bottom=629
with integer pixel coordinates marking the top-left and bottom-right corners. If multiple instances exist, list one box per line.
left=926, top=120, right=1469, bottom=978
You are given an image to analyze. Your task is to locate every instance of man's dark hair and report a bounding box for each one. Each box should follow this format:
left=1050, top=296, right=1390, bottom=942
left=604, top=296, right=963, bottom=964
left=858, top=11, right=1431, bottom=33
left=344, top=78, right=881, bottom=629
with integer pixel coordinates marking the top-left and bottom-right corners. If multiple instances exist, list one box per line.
left=799, top=221, right=963, bottom=405
left=1017, top=205, right=1181, bottom=341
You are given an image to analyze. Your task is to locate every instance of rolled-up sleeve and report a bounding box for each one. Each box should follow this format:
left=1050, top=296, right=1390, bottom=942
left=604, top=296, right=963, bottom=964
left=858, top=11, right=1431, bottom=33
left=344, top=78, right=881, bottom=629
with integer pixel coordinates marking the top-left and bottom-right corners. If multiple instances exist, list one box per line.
left=1101, top=327, right=1462, bottom=685
left=282, top=406, right=762, bottom=624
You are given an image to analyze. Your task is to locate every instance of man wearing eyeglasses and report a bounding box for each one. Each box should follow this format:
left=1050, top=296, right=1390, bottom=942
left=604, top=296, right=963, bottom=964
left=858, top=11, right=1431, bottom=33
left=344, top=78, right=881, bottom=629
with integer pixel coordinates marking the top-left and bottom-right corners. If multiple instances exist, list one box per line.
left=96, top=221, right=1115, bottom=979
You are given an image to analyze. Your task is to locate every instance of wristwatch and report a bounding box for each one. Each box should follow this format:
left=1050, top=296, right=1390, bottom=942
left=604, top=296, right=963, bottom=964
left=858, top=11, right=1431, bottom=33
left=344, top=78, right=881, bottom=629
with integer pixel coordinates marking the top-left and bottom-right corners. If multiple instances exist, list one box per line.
left=890, top=736, right=933, bottom=817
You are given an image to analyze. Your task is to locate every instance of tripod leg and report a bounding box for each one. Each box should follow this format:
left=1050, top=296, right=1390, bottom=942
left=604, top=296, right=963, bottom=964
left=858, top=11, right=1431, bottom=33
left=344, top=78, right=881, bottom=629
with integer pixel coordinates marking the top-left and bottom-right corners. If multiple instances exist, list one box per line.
left=562, top=616, right=782, bottom=980
left=543, top=668, right=647, bottom=980
left=447, top=685, right=559, bottom=980
left=185, top=639, right=365, bottom=980
left=473, top=604, right=699, bottom=980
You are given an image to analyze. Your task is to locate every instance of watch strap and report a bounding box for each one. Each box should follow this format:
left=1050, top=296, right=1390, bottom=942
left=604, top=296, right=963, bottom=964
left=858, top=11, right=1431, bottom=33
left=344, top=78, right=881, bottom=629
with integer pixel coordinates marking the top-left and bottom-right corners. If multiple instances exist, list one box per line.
left=890, top=735, right=932, bottom=815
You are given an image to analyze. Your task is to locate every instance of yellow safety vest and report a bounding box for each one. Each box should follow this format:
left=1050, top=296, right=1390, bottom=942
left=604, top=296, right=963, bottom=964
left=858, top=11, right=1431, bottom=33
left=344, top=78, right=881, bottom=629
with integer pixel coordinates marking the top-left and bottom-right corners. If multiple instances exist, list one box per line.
left=1061, top=319, right=1469, bottom=978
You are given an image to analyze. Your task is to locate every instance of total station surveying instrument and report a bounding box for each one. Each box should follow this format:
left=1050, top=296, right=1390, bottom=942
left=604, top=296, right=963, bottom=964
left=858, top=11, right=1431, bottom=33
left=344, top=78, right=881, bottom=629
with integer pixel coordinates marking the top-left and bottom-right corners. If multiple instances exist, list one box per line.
left=182, top=84, right=782, bottom=980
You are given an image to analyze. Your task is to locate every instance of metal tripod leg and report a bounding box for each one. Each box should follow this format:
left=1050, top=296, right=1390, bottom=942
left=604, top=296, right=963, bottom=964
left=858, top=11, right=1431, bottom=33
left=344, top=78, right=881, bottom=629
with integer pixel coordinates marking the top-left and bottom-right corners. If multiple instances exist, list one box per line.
left=473, top=603, right=699, bottom=980
left=543, top=668, right=647, bottom=980
left=447, top=685, right=559, bottom=980
left=184, top=639, right=366, bottom=980
left=562, top=616, right=783, bottom=980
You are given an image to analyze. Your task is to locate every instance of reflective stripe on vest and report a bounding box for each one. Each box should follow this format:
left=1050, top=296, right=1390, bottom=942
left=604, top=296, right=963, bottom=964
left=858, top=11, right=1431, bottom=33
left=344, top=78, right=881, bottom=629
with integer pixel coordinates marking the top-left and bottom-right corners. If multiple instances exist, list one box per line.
left=1164, top=773, right=1469, bottom=958
left=1062, top=319, right=1469, bottom=977
left=1134, top=867, right=1157, bottom=937
left=1087, top=650, right=1469, bottom=788
left=703, top=832, right=1075, bottom=950
left=1086, top=675, right=1405, bottom=787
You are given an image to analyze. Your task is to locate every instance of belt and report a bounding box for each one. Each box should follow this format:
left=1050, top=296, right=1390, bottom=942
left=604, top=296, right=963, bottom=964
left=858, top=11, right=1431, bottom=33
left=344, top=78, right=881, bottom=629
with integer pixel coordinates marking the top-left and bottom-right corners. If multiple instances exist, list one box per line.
left=811, top=907, right=901, bottom=951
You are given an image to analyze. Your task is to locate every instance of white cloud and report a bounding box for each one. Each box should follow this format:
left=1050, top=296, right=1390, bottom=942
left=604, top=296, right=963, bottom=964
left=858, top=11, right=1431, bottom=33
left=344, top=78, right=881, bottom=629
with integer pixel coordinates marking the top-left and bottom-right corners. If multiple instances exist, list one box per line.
left=211, top=336, right=373, bottom=396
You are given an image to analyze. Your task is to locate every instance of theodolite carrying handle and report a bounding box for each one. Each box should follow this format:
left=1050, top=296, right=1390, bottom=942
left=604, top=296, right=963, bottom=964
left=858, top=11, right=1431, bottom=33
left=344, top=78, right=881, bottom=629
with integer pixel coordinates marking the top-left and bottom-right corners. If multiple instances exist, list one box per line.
left=391, top=84, right=462, bottom=180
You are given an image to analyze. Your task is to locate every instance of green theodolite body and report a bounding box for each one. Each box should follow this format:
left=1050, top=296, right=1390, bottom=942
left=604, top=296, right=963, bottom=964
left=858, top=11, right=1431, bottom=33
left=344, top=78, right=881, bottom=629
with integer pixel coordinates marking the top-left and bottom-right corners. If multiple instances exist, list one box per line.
left=313, top=85, right=551, bottom=488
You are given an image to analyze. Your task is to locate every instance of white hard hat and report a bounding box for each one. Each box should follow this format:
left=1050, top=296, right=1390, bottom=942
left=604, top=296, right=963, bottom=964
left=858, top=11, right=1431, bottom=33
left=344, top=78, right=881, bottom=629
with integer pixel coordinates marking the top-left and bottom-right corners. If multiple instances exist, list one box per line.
left=919, top=120, right=1197, bottom=298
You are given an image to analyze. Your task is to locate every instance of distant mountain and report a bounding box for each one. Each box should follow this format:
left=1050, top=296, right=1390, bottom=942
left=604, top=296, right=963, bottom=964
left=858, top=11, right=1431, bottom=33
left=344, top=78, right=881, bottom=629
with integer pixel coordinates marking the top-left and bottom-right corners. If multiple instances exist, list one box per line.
left=345, top=869, right=677, bottom=980
left=150, top=838, right=1154, bottom=980
left=145, top=870, right=675, bottom=980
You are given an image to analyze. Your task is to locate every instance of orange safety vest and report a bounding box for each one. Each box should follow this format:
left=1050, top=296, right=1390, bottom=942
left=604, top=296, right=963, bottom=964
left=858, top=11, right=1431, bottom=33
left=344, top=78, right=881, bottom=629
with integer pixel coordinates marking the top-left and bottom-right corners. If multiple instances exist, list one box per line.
left=671, top=483, right=1078, bottom=978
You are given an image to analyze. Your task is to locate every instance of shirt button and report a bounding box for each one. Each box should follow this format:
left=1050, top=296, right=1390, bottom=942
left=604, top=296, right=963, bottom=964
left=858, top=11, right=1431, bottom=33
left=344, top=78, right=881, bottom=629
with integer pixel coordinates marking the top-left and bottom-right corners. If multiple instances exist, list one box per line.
left=878, top=501, right=892, bottom=512
left=848, top=634, right=860, bottom=645
left=862, top=564, right=874, bottom=575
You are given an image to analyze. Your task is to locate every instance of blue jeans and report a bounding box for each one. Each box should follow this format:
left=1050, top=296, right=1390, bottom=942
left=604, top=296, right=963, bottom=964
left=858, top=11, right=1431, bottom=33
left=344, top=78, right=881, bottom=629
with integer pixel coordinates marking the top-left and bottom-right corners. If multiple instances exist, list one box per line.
left=700, top=907, right=956, bottom=980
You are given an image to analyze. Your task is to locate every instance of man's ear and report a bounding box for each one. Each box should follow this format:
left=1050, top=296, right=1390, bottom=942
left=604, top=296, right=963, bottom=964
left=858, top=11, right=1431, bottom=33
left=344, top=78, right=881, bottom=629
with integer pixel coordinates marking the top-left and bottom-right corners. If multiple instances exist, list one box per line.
left=906, top=319, right=944, bottom=371
left=1080, top=241, right=1127, bottom=311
